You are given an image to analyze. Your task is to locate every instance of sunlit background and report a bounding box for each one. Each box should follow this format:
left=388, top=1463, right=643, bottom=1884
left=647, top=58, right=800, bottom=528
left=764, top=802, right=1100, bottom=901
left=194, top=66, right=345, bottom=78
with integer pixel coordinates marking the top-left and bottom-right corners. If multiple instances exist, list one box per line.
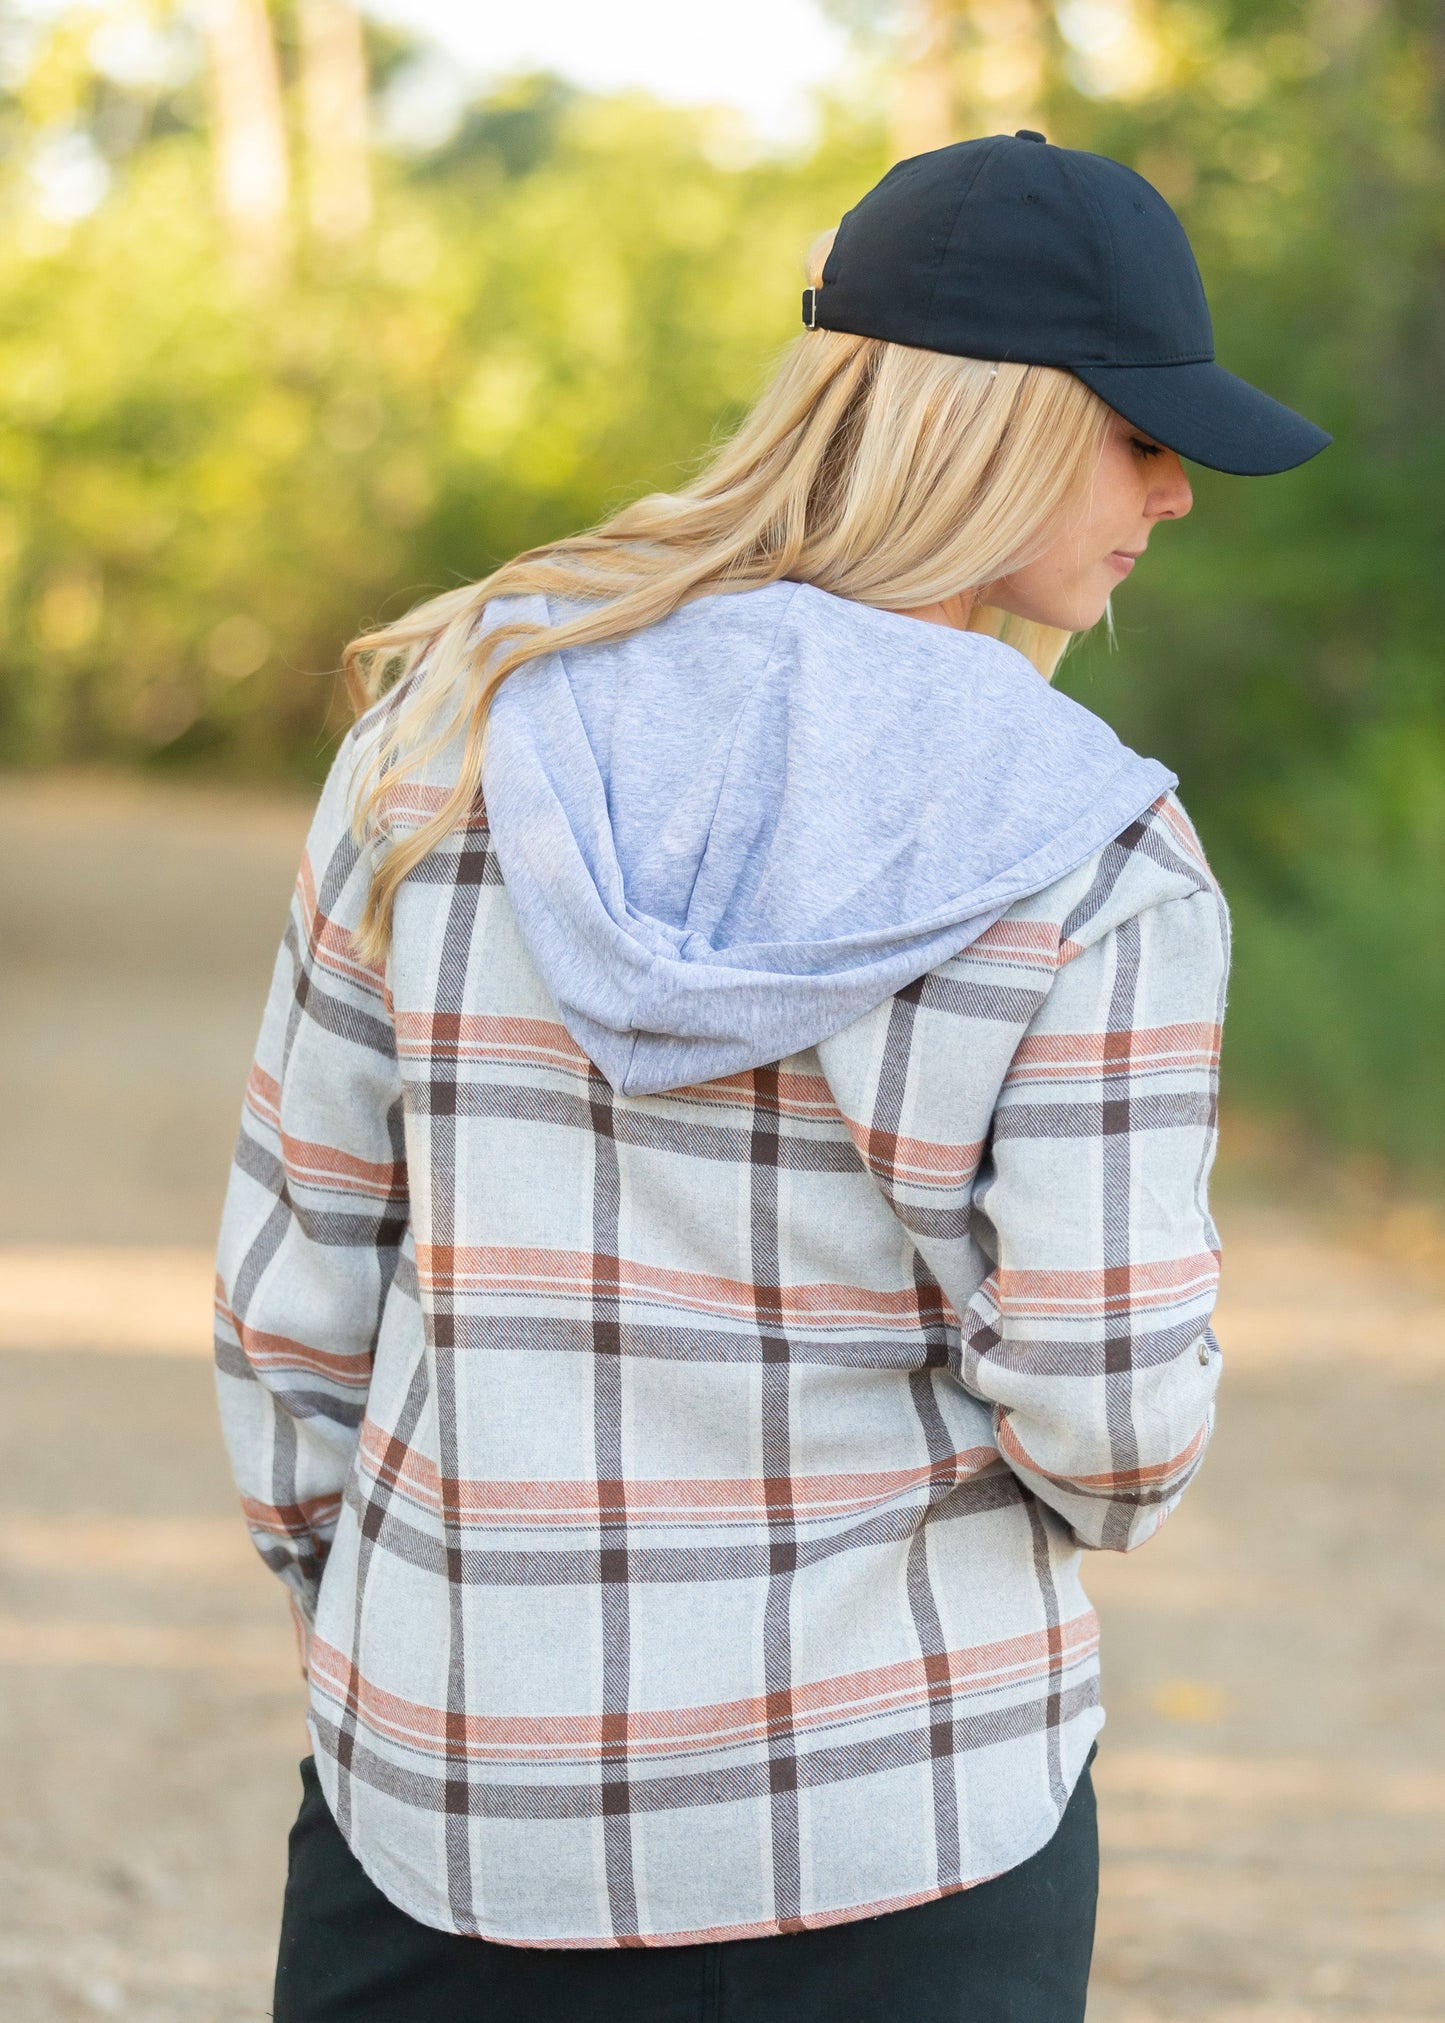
left=2, top=0, right=1441, bottom=1159
left=0, top=5, right=1442, bottom=2020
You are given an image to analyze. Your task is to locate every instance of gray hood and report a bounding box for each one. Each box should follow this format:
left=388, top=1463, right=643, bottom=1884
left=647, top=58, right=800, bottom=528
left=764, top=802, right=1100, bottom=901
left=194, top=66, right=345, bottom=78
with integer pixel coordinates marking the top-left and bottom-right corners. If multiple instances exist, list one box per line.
left=479, top=581, right=1174, bottom=1095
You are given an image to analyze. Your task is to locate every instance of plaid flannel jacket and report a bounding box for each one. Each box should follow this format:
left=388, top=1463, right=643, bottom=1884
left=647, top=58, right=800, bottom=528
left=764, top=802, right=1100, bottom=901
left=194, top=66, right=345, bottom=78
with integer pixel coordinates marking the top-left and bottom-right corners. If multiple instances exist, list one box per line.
left=214, top=724, right=1228, bottom=1946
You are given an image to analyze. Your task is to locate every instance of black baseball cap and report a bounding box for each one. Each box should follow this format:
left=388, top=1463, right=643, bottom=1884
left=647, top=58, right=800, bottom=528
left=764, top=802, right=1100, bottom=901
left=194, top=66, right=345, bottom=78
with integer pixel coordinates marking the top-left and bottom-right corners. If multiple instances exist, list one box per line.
left=803, top=131, right=1330, bottom=476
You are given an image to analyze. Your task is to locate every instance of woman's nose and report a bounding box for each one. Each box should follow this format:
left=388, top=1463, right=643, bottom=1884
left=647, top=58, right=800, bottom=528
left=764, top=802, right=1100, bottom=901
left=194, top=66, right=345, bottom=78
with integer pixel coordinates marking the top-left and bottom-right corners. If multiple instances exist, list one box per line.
left=1151, top=452, right=1194, bottom=521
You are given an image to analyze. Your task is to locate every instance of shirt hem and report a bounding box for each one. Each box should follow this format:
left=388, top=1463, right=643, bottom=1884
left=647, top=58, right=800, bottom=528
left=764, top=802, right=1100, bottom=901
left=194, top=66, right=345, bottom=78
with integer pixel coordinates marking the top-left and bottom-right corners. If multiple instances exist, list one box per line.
left=306, top=1704, right=1105, bottom=1949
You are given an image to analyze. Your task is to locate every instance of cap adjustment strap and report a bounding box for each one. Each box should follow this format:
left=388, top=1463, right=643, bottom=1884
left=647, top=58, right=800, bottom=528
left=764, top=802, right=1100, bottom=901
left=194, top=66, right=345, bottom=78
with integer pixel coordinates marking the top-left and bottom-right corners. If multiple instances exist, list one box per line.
left=801, top=287, right=819, bottom=329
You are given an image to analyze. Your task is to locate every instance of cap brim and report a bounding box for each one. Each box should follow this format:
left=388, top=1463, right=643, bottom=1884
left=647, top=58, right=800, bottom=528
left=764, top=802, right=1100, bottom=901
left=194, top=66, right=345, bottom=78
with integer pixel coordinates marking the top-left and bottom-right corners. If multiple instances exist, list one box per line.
left=1071, top=359, right=1331, bottom=475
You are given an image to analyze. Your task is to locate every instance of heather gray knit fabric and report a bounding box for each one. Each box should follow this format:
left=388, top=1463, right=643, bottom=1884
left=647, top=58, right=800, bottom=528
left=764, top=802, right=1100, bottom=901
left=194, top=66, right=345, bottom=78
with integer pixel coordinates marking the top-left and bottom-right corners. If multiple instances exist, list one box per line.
left=479, top=582, right=1176, bottom=1094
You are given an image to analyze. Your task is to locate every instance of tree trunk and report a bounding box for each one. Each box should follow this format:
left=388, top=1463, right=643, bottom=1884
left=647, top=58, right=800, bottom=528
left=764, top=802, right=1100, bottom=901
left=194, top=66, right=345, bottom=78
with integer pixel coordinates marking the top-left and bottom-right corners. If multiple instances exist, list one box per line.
left=893, top=0, right=959, bottom=158
left=207, top=0, right=290, bottom=282
left=892, top=0, right=1050, bottom=162
left=299, top=0, right=372, bottom=245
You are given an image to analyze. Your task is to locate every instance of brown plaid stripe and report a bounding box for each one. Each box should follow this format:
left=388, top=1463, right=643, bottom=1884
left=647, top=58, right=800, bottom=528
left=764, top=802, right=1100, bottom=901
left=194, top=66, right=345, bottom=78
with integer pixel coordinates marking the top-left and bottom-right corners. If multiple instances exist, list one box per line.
left=214, top=725, right=1228, bottom=1945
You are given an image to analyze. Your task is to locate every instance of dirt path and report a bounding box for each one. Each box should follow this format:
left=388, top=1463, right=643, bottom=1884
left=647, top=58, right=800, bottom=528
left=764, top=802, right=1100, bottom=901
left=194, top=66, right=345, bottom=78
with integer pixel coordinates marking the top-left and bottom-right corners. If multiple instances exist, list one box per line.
left=1, top=774, right=1441, bottom=2021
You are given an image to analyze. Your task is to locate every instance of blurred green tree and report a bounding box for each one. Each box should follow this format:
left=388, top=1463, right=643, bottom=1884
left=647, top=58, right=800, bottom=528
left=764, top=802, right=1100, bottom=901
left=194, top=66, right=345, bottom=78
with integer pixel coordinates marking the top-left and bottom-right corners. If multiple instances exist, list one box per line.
left=0, top=0, right=1439, bottom=1165
left=0, top=14, right=881, bottom=771
left=1045, top=0, right=1445, bottom=1166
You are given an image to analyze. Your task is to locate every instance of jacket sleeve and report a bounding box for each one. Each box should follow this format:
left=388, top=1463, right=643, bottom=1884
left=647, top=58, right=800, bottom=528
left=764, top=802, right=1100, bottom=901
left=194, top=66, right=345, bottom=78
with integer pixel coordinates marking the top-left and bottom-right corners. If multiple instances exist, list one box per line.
left=212, top=729, right=407, bottom=1646
left=954, top=884, right=1228, bottom=1551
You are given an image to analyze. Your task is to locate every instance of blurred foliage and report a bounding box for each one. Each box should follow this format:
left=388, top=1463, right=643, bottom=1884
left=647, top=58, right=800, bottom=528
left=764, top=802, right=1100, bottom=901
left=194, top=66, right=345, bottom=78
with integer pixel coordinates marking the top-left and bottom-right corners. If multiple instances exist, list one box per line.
left=0, top=1, right=1440, bottom=1165
left=0, top=16, right=878, bottom=771
left=1048, top=0, right=1445, bottom=1168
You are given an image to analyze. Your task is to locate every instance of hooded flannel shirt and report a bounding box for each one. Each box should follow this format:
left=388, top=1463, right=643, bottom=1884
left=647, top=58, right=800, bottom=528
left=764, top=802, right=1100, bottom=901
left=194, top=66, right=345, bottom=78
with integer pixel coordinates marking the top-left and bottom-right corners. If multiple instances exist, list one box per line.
left=213, top=726, right=1228, bottom=1947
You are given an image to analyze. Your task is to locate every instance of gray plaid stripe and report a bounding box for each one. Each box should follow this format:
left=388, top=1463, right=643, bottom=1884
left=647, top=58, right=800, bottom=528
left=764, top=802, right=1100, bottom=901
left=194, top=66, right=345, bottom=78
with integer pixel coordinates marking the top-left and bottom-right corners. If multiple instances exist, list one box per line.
left=913, top=975, right=1048, bottom=1024
left=431, top=811, right=492, bottom=1929
left=401, top=850, right=507, bottom=888
left=405, top=1080, right=868, bottom=1173
left=993, top=1090, right=1214, bottom=1138
left=444, top=1315, right=963, bottom=1370
left=1100, top=916, right=1143, bottom=1555
left=335, top=1355, right=432, bottom=1839
left=875, top=990, right=962, bottom=1893
left=286, top=950, right=397, bottom=1056
left=311, top=1678, right=1100, bottom=1820
left=1131, top=817, right=1216, bottom=893
left=1024, top=1495, right=1069, bottom=1810
left=588, top=1067, right=640, bottom=1942
left=752, top=1063, right=802, bottom=1929
left=1059, top=819, right=1145, bottom=943
left=231, top=1135, right=407, bottom=1250
left=963, top=1310, right=1218, bottom=1381
left=337, top=1469, right=1031, bottom=1585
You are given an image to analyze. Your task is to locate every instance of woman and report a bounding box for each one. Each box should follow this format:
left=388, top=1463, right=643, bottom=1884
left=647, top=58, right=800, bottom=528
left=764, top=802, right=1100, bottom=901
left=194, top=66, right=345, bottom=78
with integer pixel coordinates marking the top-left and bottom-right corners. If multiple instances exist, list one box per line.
left=215, top=132, right=1328, bottom=2020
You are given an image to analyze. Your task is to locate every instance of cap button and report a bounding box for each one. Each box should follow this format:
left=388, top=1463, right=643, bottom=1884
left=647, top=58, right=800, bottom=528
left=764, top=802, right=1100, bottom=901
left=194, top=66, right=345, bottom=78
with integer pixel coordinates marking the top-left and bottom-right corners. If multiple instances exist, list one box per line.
left=1015, top=129, right=1046, bottom=142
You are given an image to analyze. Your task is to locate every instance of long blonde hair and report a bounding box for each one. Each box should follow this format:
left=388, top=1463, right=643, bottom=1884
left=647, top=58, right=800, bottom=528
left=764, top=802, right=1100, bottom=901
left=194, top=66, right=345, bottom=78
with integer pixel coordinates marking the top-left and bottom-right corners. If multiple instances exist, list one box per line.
left=345, top=230, right=1114, bottom=961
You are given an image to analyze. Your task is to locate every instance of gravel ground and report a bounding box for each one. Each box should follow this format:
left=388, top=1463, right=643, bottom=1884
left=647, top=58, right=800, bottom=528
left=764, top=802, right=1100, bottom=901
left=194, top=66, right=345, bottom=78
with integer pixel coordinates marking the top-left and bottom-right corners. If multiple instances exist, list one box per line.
left=1, top=773, right=1441, bottom=2022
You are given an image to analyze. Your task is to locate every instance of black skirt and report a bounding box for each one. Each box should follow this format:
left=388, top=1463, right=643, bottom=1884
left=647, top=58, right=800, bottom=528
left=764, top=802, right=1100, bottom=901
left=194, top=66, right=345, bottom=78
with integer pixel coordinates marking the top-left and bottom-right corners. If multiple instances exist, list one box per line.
left=274, top=1751, right=1098, bottom=2023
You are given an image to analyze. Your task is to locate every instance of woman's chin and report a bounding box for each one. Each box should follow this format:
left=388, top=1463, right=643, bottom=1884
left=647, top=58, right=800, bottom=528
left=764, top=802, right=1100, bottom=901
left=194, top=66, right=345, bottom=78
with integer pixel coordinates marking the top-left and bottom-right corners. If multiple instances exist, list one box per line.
left=1065, top=584, right=1117, bottom=633
left=992, top=582, right=1115, bottom=634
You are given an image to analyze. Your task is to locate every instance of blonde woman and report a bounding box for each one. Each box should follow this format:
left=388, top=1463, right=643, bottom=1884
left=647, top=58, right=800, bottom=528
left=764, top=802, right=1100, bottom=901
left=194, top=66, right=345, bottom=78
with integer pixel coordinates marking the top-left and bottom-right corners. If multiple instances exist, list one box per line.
left=216, top=133, right=1328, bottom=2021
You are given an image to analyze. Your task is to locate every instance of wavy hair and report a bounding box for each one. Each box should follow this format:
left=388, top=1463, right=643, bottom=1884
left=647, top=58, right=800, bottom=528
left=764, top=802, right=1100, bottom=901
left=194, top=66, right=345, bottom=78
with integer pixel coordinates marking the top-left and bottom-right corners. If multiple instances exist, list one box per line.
left=344, top=229, right=1114, bottom=961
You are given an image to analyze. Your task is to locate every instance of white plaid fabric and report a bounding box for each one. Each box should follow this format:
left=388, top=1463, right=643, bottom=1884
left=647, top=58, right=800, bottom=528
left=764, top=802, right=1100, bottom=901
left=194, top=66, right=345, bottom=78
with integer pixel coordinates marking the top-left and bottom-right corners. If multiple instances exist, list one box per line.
left=214, top=723, right=1228, bottom=1945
